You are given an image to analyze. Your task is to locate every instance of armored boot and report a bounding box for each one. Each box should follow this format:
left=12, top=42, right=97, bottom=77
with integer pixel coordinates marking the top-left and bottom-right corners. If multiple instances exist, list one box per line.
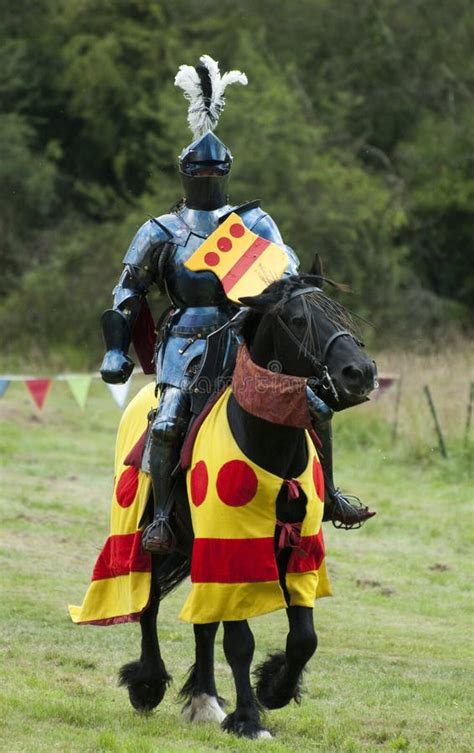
left=307, top=388, right=375, bottom=529
left=141, top=385, right=191, bottom=554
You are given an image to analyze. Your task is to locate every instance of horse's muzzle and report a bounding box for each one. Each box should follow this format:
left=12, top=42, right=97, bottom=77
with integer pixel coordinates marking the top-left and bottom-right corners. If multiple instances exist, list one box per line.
left=336, top=359, right=378, bottom=403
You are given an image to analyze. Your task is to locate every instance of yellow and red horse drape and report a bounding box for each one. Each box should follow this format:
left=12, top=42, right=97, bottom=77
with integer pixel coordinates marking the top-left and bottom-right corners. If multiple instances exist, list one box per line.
left=184, top=213, right=289, bottom=303
left=69, top=383, right=157, bottom=625
left=180, top=388, right=332, bottom=624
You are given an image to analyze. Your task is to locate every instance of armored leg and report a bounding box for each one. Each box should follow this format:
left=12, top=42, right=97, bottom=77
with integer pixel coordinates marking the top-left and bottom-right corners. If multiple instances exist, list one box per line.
left=307, top=388, right=375, bottom=529
left=142, top=380, right=192, bottom=553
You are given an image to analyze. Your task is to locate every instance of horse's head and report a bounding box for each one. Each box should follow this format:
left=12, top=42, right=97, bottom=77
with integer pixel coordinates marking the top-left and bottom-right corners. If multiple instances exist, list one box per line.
left=240, top=274, right=377, bottom=411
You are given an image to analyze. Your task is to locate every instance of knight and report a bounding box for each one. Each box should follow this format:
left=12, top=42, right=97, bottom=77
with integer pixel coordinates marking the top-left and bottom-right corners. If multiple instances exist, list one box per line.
left=100, top=55, right=372, bottom=554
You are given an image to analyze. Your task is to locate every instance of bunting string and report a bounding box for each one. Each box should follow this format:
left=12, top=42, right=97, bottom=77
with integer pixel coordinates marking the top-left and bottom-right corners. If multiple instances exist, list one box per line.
left=0, top=370, right=142, bottom=411
left=0, top=369, right=397, bottom=412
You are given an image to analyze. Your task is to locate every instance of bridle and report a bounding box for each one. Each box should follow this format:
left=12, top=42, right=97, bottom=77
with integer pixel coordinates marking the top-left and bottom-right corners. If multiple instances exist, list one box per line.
left=273, top=286, right=364, bottom=401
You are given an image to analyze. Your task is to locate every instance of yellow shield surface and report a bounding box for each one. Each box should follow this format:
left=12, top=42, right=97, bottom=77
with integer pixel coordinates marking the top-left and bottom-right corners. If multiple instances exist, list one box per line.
left=184, top=213, right=288, bottom=303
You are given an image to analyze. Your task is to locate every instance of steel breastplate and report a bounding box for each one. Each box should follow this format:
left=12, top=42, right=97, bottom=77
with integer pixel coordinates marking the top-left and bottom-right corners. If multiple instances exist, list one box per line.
left=157, top=202, right=266, bottom=309
left=165, top=231, right=230, bottom=308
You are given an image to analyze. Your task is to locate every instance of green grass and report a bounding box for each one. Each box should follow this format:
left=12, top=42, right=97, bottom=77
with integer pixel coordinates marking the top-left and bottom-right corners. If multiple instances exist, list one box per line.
left=1, top=359, right=473, bottom=753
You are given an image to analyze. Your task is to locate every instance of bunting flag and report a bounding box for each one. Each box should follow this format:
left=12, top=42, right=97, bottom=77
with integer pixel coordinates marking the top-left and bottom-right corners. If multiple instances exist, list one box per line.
left=106, top=380, right=131, bottom=409
left=65, top=375, right=92, bottom=410
left=0, top=379, right=10, bottom=398
left=25, top=379, right=52, bottom=410
left=372, top=375, right=398, bottom=401
left=184, top=213, right=288, bottom=303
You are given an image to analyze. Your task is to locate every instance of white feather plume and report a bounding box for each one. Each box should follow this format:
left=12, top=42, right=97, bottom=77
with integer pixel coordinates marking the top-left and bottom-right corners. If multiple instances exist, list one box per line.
left=175, top=54, right=248, bottom=139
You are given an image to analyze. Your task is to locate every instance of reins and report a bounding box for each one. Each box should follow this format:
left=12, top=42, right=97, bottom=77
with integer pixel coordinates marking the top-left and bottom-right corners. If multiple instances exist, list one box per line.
left=273, top=286, right=364, bottom=402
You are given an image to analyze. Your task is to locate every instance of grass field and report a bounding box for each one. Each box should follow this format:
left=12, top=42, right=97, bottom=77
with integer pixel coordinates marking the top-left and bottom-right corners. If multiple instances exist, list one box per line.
left=1, top=348, right=473, bottom=753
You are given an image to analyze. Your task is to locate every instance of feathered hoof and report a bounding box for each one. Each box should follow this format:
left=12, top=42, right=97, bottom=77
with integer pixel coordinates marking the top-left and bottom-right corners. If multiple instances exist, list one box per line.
left=254, top=651, right=302, bottom=710
left=181, top=693, right=226, bottom=724
left=222, top=710, right=272, bottom=739
left=119, top=659, right=171, bottom=711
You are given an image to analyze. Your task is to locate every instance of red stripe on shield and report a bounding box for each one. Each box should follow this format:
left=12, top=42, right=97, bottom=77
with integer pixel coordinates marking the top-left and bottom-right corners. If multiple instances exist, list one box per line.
left=221, top=236, right=271, bottom=295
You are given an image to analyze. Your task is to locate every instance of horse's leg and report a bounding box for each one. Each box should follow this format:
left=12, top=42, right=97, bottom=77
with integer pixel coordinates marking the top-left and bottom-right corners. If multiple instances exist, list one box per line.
left=180, top=622, right=226, bottom=723
left=255, top=606, right=317, bottom=710
left=119, top=557, right=171, bottom=711
left=221, top=620, right=272, bottom=739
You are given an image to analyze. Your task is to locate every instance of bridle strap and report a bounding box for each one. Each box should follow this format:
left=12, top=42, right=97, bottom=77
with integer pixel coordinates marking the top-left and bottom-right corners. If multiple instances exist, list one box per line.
left=275, top=313, right=325, bottom=377
left=286, top=286, right=323, bottom=301
left=322, top=330, right=354, bottom=363
left=272, top=285, right=323, bottom=370
left=273, top=287, right=364, bottom=401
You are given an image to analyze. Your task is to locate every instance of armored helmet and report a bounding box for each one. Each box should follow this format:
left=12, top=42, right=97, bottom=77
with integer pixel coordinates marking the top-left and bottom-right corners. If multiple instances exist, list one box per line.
left=175, top=55, right=247, bottom=210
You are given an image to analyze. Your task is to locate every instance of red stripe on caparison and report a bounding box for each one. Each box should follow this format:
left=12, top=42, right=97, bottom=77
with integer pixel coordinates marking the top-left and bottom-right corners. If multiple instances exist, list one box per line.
left=92, top=532, right=151, bottom=580
left=191, top=537, right=278, bottom=583
left=287, top=530, right=325, bottom=573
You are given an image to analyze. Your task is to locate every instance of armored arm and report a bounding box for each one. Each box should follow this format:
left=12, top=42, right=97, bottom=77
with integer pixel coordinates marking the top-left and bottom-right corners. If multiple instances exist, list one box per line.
left=100, top=219, right=170, bottom=384
left=99, top=270, right=144, bottom=385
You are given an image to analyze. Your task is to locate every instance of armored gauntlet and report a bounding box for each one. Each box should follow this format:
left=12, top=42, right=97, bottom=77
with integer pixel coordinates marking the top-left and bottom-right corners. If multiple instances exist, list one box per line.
left=100, top=309, right=135, bottom=384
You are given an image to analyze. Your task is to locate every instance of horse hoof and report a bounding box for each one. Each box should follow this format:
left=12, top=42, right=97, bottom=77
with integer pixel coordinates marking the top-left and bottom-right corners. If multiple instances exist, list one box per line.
left=181, top=693, right=226, bottom=723
left=222, top=711, right=271, bottom=739
left=119, top=660, right=171, bottom=711
left=254, top=651, right=302, bottom=710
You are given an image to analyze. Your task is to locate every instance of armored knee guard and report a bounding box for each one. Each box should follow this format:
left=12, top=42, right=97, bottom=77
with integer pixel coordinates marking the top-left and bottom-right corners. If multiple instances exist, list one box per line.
left=149, top=413, right=189, bottom=508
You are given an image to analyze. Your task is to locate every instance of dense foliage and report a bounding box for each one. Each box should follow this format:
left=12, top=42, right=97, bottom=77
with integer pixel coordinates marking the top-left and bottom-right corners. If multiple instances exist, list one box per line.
left=1, top=0, right=473, bottom=367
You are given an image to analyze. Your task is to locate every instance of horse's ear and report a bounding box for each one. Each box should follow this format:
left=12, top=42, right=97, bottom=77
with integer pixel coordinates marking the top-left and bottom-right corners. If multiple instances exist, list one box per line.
left=309, top=253, right=324, bottom=281
left=239, top=291, right=277, bottom=312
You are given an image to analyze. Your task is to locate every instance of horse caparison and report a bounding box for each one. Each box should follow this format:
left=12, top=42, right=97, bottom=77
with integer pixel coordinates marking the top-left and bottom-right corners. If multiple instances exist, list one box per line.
left=119, top=275, right=376, bottom=739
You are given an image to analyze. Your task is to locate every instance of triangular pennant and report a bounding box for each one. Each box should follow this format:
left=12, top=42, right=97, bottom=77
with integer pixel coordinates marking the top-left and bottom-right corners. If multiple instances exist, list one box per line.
left=372, top=376, right=397, bottom=401
left=25, top=379, right=52, bottom=410
left=0, top=379, right=10, bottom=398
left=66, top=375, right=92, bottom=410
left=106, top=380, right=131, bottom=409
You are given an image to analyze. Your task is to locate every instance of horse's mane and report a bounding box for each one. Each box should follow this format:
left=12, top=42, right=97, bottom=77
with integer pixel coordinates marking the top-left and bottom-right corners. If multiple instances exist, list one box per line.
left=241, top=275, right=362, bottom=354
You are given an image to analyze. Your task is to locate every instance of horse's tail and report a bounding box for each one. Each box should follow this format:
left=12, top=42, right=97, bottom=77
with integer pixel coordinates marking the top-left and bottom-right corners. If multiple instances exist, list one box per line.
left=155, top=550, right=191, bottom=599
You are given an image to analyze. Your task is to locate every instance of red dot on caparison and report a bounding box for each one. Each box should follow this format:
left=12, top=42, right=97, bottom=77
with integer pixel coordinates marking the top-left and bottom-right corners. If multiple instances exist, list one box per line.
left=216, top=460, right=258, bottom=506
left=313, top=457, right=324, bottom=500
left=217, top=237, right=232, bottom=252
left=190, top=460, right=208, bottom=506
left=229, top=223, right=245, bottom=238
left=204, top=252, right=220, bottom=266
left=116, top=466, right=139, bottom=507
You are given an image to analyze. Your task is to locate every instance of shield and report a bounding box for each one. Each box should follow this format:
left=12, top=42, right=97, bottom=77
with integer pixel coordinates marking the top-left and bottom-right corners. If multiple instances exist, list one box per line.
left=184, top=213, right=288, bottom=303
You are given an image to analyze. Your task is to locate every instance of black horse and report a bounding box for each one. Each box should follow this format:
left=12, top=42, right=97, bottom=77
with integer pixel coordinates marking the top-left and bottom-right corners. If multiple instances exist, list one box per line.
left=118, top=274, right=377, bottom=739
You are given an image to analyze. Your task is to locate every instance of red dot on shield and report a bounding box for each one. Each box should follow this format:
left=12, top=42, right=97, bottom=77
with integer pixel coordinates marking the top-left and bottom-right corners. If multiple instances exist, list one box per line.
left=204, top=252, right=220, bottom=267
left=190, top=460, right=208, bottom=506
left=313, top=457, right=324, bottom=501
left=229, top=223, right=245, bottom=238
left=217, top=236, right=232, bottom=252
left=116, top=466, right=139, bottom=507
left=216, top=460, right=258, bottom=506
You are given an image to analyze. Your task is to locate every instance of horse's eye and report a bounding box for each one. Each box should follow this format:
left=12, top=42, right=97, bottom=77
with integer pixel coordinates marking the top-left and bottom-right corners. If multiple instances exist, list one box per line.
left=291, top=316, right=306, bottom=328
